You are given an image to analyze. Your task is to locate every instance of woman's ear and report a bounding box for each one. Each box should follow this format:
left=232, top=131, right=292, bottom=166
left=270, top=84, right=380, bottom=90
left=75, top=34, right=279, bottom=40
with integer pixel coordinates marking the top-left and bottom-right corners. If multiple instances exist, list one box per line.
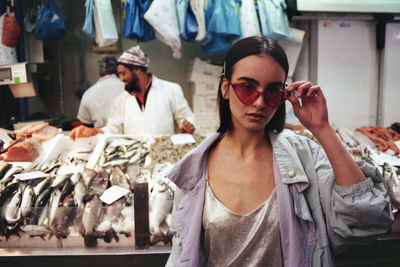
left=221, top=79, right=230, bottom=99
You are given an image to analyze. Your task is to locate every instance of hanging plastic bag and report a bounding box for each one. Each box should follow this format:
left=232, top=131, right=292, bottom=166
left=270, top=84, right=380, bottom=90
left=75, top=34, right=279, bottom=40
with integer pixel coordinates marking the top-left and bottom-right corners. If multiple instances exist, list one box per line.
left=144, top=0, right=182, bottom=58
left=123, top=0, right=155, bottom=42
left=176, top=0, right=198, bottom=43
left=93, top=0, right=118, bottom=47
left=201, top=0, right=241, bottom=55
left=82, top=0, right=95, bottom=39
left=0, top=14, right=17, bottom=64
left=33, top=0, right=67, bottom=40
left=258, top=0, right=291, bottom=40
left=190, top=0, right=207, bottom=42
left=239, top=0, right=261, bottom=38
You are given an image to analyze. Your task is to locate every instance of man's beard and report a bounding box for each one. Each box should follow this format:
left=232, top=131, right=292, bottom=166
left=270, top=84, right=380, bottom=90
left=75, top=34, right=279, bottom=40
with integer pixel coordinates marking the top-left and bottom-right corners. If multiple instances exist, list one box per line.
left=125, top=78, right=140, bottom=94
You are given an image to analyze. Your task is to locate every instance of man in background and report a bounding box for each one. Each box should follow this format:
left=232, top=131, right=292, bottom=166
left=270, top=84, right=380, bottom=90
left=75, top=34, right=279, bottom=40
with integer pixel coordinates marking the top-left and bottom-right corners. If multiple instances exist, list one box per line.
left=77, top=56, right=125, bottom=128
left=104, top=45, right=195, bottom=135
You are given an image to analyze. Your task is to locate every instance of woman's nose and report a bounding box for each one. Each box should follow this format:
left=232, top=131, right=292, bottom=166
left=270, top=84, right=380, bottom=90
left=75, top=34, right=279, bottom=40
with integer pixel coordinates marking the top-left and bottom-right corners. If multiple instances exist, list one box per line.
left=253, top=92, right=266, bottom=108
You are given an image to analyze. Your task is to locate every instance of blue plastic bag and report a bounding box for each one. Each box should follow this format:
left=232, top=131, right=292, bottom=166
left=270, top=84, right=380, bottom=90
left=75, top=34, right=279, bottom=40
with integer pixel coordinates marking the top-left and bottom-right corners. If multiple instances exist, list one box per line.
left=202, top=0, right=241, bottom=55
left=176, top=0, right=198, bottom=43
left=258, top=0, right=291, bottom=40
left=34, top=0, right=67, bottom=40
left=82, top=0, right=95, bottom=39
left=123, top=0, right=155, bottom=42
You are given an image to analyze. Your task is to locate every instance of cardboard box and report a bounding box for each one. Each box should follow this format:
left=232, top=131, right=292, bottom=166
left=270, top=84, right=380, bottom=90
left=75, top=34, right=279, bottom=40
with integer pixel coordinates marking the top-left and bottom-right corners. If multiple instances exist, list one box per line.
left=193, top=95, right=218, bottom=114
left=188, top=70, right=220, bottom=86
left=192, top=82, right=219, bottom=96
left=191, top=58, right=222, bottom=76
left=194, top=112, right=219, bottom=134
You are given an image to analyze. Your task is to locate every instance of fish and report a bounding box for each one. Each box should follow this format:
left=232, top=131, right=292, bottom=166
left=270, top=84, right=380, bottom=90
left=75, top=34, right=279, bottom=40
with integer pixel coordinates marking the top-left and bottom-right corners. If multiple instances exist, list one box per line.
left=102, top=159, right=130, bottom=167
left=383, top=162, right=400, bottom=209
left=48, top=189, right=61, bottom=227
left=0, top=161, right=12, bottom=180
left=31, top=187, right=52, bottom=225
left=33, top=176, right=52, bottom=197
left=40, top=160, right=62, bottom=173
left=110, top=166, right=130, bottom=190
left=20, top=224, right=51, bottom=238
left=82, top=195, right=104, bottom=247
left=87, top=170, right=109, bottom=197
left=4, top=188, right=22, bottom=225
left=19, top=185, right=35, bottom=217
left=149, top=178, right=174, bottom=244
left=97, top=199, right=125, bottom=242
left=50, top=174, right=71, bottom=189
left=37, top=204, right=49, bottom=226
left=73, top=180, right=87, bottom=208
left=0, top=182, right=18, bottom=207
left=125, top=163, right=141, bottom=189
left=82, top=168, right=97, bottom=187
left=53, top=194, right=77, bottom=238
left=70, top=172, right=82, bottom=185
left=120, top=206, right=135, bottom=236
left=0, top=166, right=23, bottom=190
left=60, top=178, right=74, bottom=203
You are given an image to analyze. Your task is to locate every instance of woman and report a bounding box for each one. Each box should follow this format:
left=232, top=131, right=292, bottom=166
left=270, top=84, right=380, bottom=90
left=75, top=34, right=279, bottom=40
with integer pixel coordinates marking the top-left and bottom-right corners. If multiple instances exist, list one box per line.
left=166, top=36, right=394, bottom=267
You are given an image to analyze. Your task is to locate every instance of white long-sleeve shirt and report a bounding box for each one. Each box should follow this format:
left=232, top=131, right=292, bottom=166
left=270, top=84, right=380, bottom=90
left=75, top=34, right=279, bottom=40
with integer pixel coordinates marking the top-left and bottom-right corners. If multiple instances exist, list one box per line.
left=77, top=74, right=125, bottom=128
left=104, top=75, right=195, bottom=135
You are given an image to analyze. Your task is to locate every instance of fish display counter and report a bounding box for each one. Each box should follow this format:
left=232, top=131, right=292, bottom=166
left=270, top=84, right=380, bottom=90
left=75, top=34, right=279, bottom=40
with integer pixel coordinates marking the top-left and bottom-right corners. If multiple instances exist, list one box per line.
left=0, top=132, right=207, bottom=264
left=1, top=125, right=400, bottom=265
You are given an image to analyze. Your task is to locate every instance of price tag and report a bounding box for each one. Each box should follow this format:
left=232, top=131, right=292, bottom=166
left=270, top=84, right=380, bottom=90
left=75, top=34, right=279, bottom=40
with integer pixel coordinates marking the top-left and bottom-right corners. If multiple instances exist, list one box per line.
left=170, top=134, right=196, bottom=145
left=100, top=186, right=130, bottom=205
left=15, top=171, right=49, bottom=181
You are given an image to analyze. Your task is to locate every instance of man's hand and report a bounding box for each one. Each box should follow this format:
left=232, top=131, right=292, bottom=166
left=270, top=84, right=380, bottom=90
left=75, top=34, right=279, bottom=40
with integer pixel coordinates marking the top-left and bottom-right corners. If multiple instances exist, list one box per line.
left=178, top=120, right=195, bottom=134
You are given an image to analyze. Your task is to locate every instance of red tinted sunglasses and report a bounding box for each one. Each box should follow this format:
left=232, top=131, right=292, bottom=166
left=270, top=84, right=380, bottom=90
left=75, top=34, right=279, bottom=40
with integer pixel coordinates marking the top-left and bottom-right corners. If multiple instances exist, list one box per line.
left=229, top=81, right=289, bottom=108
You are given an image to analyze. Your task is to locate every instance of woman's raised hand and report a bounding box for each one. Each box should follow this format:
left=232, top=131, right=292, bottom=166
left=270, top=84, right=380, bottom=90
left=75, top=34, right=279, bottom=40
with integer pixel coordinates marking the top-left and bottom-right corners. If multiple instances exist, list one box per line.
left=286, top=81, right=330, bottom=134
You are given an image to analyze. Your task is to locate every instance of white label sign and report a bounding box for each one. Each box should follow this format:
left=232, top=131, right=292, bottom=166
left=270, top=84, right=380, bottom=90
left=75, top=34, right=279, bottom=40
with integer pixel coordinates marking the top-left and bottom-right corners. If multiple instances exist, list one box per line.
left=100, top=186, right=130, bottom=205
left=170, top=134, right=196, bottom=145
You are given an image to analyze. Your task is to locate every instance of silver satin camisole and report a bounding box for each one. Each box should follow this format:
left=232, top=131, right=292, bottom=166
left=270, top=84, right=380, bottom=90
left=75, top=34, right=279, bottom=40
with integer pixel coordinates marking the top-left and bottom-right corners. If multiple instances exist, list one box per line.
left=203, top=180, right=283, bottom=267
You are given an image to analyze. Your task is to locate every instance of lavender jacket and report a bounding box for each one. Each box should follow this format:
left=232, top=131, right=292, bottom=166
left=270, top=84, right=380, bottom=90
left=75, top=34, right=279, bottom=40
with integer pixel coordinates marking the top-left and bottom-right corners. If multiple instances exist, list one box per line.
left=166, top=131, right=394, bottom=267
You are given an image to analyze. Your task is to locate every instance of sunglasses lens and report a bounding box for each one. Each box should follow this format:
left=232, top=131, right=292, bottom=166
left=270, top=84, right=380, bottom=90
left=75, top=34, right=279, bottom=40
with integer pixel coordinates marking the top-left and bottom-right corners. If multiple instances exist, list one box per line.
left=264, top=90, right=283, bottom=108
left=232, top=84, right=259, bottom=105
left=231, top=82, right=286, bottom=107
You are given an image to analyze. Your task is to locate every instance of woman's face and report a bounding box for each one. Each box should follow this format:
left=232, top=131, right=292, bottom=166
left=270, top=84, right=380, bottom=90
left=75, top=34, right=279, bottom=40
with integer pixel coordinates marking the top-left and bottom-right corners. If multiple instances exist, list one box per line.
left=221, top=55, right=286, bottom=133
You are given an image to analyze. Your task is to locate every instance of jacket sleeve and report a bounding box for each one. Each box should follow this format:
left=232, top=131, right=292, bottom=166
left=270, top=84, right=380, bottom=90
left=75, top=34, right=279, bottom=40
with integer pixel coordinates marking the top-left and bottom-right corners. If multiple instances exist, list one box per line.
left=170, top=84, right=195, bottom=127
left=312, top=141, right=394, bottom=253
left=77, top=95, right=92, bottom=124
left=102, top=94, right=124, bottom=134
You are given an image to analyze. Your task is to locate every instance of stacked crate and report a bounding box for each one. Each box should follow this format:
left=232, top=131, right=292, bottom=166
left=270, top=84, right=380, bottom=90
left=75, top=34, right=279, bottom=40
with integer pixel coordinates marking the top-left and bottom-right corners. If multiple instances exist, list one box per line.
left=188, top=58, right=222, bottom=133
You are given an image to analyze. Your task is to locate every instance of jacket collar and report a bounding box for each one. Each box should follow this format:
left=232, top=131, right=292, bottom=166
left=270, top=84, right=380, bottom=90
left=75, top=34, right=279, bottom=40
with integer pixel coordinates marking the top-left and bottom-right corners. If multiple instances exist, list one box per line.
left=167, top=133, right=221, bottom=191
left=167, top=131, right=310, bottom=192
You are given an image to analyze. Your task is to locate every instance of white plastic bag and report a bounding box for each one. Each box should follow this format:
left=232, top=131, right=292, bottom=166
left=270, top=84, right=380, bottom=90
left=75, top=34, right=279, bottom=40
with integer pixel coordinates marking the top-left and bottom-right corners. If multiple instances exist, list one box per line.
left=240, top=0, right=261, bottom=38
left=190, top=0, right=207, bottom=42
left=93, top=0, right=118, bottom=47
left=144, top=0, right=182, bottom=58
left=0, top=14, right=17, bottom=65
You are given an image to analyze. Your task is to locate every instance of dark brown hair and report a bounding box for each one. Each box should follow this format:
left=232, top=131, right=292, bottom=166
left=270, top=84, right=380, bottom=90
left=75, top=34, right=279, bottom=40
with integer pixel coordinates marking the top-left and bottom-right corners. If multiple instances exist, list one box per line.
left=217, top=36, right=289, bottom=135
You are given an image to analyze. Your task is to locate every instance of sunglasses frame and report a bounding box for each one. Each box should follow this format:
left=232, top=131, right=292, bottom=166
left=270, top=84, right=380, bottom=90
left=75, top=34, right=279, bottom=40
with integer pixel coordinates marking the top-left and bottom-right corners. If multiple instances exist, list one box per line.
left=228, top=80, right=290, bottom=108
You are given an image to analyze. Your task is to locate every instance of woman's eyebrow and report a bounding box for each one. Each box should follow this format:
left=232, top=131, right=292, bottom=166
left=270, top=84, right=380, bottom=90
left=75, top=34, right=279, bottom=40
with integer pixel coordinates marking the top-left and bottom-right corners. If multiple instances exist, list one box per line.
left=236, top=77, right=260, bottom=85
left=236, top=77, right=284, bottom=87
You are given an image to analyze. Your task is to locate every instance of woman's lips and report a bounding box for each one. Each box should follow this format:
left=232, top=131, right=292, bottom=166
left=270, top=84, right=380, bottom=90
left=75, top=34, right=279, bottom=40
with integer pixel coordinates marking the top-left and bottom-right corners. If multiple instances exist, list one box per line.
left=246, top=113, right=266, bottom=120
